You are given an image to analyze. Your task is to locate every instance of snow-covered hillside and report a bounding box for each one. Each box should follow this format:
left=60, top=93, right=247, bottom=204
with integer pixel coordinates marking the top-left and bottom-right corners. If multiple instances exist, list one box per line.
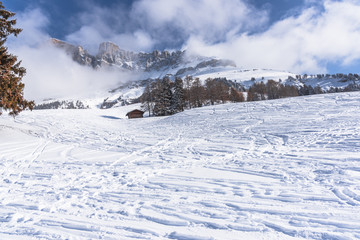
left=1, top=92, right=360, bottom=239
left=33, top=67, right=299, bottom=109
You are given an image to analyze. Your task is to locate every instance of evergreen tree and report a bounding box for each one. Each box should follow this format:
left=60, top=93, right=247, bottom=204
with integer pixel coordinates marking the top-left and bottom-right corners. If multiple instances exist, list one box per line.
left=172, top=77, right=184, bottom=113
left=314, top=85, right=323, bottom=94
left=140, top=83, right=153, bottom=116
left=153, top=77, right=172, bottom=116
left=299, top=84, right=315, bottom=96
left=152, top=79, right=163, bottom=116
left=184, top=75, right=193, bottom=109
left=161, top=77, right=173, bottom=115
left=0, top=2, right=34, bottom=116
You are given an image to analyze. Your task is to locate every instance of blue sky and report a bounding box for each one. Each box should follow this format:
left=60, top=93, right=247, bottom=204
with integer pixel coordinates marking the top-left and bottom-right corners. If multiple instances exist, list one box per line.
left=6, top=0, right=134, bottom=39
left=5, top=0, right=360, bottom=74
left=6, top=0, right=305, bottom=41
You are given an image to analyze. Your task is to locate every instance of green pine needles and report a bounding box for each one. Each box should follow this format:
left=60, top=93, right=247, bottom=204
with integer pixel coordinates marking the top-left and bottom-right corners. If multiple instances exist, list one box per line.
left=0, top=1, right=34, bottom=116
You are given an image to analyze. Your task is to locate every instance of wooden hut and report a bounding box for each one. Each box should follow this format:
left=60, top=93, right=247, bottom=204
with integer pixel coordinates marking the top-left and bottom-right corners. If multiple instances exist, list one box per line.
left=126, top=109, right=144, bottom=119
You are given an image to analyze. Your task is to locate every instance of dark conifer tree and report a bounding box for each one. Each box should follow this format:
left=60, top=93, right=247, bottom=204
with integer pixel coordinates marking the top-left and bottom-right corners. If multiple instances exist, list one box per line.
left=152, top=79, right=163, bottom=116
left=172, top=77, right=184, bottom=113
left=0, top=2, right=34, bottom=116
left=140, top=83, right=153, bottom=116
left=153, top=77, right=172, bottom=116
left=162, top=77, right=173, bottom=115
left=314, top=85, right=323, bottom=94
left=184, top=75, right=193, bottom=109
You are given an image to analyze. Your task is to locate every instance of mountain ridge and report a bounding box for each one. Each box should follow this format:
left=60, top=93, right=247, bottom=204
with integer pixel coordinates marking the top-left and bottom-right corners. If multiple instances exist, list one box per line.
left=44, top=38, right=359, bottom=110
left=50, top=38, right=237, bottom=74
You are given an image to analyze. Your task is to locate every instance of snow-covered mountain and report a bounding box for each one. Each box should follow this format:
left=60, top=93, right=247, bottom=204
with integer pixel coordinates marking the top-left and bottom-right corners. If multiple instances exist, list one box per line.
left=51, top=38, right=292, bottom=81
left=45, top=39, right=359, bottom=109
left=52, top=38, right=192, bottom=73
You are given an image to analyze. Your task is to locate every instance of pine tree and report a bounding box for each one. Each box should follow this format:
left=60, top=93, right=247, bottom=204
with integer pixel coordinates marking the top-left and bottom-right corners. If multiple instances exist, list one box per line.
left=0, top=2, right=34, bottom=116
left=184, top=75, right=193, bottom=109
left=152, top=79, right=162, bottom=116
left=314, top=85, right=323, bottom=94
left=162, top=77, right=173, bottom=115
left=172, top=77, right=184, bottom=113
left=140, top=83, right=153, bottom=116
left=153, top=77, right=172, bottom=116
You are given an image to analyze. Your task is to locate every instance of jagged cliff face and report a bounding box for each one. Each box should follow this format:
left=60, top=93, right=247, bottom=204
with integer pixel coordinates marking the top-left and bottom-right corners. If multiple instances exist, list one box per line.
left=50, top=39, right=98, bottom=68
left=50, top=39, right=236, bottom=75
left=96, top=41, right=185, bottom=72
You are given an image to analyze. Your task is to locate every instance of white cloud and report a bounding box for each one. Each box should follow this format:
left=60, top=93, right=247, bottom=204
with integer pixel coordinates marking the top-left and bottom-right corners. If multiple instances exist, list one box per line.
left=8, top=9, right=132, bottom=102
left=8, top=0, right=360, bottom=103
left=65, top=0, right=360, bottom=73
left=8, top=8, right=49, bottom=48
left=66, top=27, right=155, bottom=54
left=131, top=0, right=268, bottom=42
left=185, top=0, right=360, bottom=73
left=65, top=0, right=268, bottom=53
left=15, top=44, right=131, bottom=102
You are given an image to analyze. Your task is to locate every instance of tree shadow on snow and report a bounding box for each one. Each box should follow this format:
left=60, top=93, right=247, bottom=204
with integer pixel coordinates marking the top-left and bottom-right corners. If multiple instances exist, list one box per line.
left=101, top=115, right=122, bottom=120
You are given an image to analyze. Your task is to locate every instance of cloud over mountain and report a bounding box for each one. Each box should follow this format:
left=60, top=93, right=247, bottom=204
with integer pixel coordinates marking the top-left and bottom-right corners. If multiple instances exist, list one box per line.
left=8, top=8, right=132, bottom=102
left=186, top=0, right=360, bottom=73
left=65, top=0, right=268, bottom=53
left=62, top=0, right=360, bottom=73
left=7, top=0, right=360, bottom=96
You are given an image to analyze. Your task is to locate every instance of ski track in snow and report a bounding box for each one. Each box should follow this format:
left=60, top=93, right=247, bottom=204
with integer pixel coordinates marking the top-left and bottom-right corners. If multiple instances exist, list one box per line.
left=0, top=92, right=360, bottom=239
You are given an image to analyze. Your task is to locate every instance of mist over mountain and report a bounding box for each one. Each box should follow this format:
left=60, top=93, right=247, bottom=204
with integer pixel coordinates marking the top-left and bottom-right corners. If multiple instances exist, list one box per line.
left=37, top=38, right=359, bottom=111
left=50, top=38, right=237, bottom=75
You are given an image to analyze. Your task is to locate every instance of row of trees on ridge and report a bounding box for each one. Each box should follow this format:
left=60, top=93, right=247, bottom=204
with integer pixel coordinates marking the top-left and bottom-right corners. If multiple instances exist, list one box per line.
left=140, top=76, right=360, bottom=117
left=141, top=76, right=245, bottom=116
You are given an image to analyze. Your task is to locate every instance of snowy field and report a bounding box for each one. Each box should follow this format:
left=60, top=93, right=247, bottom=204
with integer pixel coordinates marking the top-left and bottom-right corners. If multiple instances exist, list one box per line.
left=0, top=92, right=360, bottom=240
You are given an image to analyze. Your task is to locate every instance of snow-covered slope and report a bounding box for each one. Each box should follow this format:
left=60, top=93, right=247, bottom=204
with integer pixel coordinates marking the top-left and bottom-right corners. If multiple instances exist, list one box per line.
left=177, top=67, right=297, bottom=86
left=33, top=67, right=300, bottom=109
left=1, top=92, right=360, bottom=239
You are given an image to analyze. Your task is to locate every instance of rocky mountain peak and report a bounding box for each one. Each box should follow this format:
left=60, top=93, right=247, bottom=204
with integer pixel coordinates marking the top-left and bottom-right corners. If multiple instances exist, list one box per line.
left=50, top=38, right=97, bottom=67
left=50, top=38, right=77, bottom=55
left=50, top=38, right=236, bottom=74
left=98, top=42, right=121, bottom=56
